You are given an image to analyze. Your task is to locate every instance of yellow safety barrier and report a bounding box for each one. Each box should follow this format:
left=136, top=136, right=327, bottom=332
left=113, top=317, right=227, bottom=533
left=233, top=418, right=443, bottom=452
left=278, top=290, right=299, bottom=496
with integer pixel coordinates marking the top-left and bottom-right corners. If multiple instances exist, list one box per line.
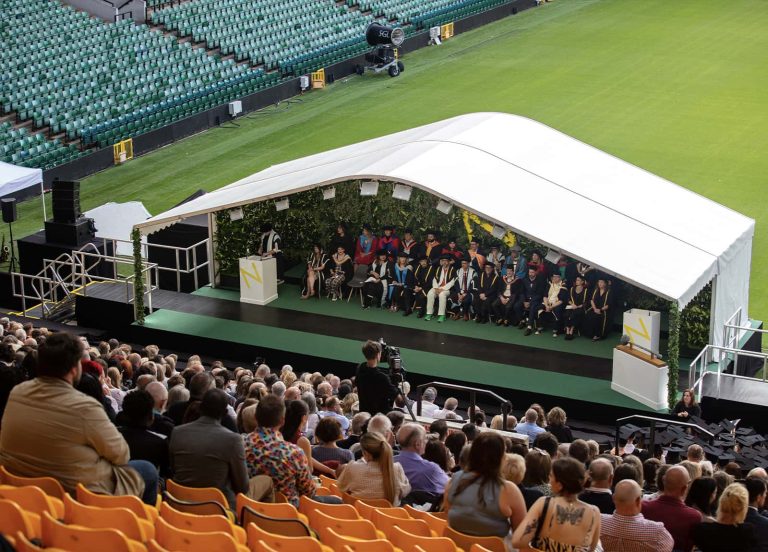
left=311, top=68, right=326, bottom=89
left=113, top=138, right=134, bottom=165
left=462, top=210, right=517, bottom=248
left=441, top=22, right=455, bottom=40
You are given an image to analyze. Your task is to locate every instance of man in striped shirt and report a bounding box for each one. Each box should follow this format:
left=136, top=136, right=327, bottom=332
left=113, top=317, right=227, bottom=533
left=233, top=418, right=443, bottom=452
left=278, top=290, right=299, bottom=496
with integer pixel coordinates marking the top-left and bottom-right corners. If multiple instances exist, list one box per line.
left=601, top=480, right=674, bottom=552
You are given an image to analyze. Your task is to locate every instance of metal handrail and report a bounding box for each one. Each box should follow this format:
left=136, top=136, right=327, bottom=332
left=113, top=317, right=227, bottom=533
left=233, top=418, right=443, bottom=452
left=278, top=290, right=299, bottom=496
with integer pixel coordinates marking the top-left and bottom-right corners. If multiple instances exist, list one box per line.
left=415, top=381, right=513, bottom=431
left=615, top=414, right=716, bottom=454
left=689, top=344, right=768, bottom=398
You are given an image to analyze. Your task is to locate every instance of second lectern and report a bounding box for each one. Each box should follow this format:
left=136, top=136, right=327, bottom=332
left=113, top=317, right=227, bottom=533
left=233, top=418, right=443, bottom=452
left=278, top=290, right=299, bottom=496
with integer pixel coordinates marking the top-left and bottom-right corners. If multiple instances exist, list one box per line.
left=239, top=255, right=278, bottom=305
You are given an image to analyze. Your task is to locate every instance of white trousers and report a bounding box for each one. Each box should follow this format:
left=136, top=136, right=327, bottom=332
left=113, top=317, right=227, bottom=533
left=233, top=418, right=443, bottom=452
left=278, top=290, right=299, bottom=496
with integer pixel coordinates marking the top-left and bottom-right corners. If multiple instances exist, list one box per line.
left=426, top=288, right=451, bottom=315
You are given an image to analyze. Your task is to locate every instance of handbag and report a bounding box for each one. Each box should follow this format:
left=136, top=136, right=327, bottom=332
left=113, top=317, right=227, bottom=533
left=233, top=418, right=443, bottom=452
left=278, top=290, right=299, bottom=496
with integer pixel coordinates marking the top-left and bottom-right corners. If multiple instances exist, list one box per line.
left=529, top=496, right=551, bottom=552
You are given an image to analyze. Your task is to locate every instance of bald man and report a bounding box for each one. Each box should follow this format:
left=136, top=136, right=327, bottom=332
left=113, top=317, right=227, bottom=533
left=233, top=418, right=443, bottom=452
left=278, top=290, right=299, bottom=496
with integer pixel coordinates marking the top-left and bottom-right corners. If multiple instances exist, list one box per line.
left=642, top=466, right=702, bottom=552
left=600, top=480, right=673, bottom=552
left=580, top=458, right=615, bottom=514
left=145, top=381, right=174, bottom=437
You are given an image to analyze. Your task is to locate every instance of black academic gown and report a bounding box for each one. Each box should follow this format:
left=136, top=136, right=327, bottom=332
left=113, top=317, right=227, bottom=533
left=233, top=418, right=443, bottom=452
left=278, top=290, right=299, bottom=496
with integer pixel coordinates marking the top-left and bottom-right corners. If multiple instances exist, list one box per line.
left=413, top=264, right=435, bottom=313
left=363, top=260, right=395, bottom=308
left=389, top=265, right=416, bottom=312
left=474, top=271, right=500, bottom=322
left=583, top=287, right=612, bottom=339
left=564, top=285, right=588, bottom=331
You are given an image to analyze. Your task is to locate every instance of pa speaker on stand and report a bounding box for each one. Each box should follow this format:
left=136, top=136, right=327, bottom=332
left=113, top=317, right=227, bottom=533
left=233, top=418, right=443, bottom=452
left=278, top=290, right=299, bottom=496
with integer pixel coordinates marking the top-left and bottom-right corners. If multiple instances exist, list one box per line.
left=44, top=180, right=96, bottom=247
left=1, top=198, right=19, bottom=272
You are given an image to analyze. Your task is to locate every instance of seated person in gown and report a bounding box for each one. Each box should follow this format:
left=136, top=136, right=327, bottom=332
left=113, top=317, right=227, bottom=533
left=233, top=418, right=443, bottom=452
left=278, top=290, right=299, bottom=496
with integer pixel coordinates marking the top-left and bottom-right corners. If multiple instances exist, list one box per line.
left=326, top=245, right=353, bottom=301
left=378, top=225, right=400, bottom=261
left=536, top=272, right=568, bottom=336
left=389, top=251, right=416, bottom=315
left=474, top=261, right=500, bottom=324
left=413, top=255, right=435, bottom=318
left=301, top=243, right=328, bottom=299
left=514, top=266, right=547, bottom=336
left=354, top=224, right=378, bottom=266
left=564, top=275, right=588, bottom=340
left=582, top=277, right=612, bottom=341
left=398, top=228, right=418, bottom=265
left=493, top=265, right=520, bottom=326
left=362, top=249, right=394, bottom=309
left=449, top=257, right=477, bottom=321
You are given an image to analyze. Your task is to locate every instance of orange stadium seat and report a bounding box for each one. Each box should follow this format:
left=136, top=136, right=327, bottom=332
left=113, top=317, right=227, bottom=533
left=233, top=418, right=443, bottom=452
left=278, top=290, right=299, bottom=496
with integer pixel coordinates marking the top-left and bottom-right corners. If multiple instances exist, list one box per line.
left=390, top=524, right=461, bottom=552
left=443, top=526, right=504, bottom=552
left=160, top=501, right=246, bottom=544
left=154, top=516, right=248, bottom=552
left=63, top=493, right=154, bottom=542
left=235, top=493, right=309, bottom=525
left=41, top=511, right=146, bottom=552
left=246, top=523, right=333, bottom=552
left=0, top=499, right=40, bottom=540
left=0, top=467, right=66, bottom=500
left=76, top=483, right=158, bottom=522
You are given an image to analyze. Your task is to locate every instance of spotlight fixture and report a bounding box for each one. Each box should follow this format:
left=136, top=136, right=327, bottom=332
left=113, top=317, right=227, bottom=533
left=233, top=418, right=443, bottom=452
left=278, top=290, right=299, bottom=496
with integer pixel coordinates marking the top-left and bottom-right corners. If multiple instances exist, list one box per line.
left=491, top=225, right=506, bottom=239
left=392, top=184, right=412, bottom=201
left=365, top=23, right=405, bottom=47
left=322, top=186, right=336, bottom=200
left=274, top=198, right=290, bottom=211
left=436, top=199, right=453, bottom=214
left=360, top=180, right=379, bottom=197
left=229, top=207, right=244, bottom=221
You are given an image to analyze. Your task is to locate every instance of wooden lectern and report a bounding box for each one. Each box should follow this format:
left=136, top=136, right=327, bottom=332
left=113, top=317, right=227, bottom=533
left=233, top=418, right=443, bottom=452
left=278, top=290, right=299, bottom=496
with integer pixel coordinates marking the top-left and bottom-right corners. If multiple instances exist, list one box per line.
left=239, top=255, right=278, bottom=305
left=611, top=344, right=668, bottom=411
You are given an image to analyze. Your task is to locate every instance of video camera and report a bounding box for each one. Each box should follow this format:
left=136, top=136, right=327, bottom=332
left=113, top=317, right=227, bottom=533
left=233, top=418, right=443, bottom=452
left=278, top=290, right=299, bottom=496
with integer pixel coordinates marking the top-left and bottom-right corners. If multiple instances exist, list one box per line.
left=378, top=338, right=404, bottom=381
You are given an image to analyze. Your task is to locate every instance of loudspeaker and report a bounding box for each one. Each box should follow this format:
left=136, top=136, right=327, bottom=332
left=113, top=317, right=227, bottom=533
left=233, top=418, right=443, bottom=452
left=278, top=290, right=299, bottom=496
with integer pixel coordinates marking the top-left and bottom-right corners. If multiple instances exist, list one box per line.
left=44, top=218, right=95, bottom=247
left=1, top=198, right=17, bottom=223
left=51, top=180, right=81, bottom=223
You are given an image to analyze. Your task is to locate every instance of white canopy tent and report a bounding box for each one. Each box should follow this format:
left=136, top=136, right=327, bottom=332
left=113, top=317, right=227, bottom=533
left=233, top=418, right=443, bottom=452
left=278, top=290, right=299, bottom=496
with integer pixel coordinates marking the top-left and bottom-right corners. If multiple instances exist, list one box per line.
left=0, top=161, right=46, bottom=219
left=135, top=112, right=755, bottom=347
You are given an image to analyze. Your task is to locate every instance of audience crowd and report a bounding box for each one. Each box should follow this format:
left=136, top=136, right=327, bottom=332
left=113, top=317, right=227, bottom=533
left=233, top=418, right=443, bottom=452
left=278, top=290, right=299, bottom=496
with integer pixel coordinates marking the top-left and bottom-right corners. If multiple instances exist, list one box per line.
left=0, top=321, right=766, bottom=552
left=303, top=224, right=614, bottom=340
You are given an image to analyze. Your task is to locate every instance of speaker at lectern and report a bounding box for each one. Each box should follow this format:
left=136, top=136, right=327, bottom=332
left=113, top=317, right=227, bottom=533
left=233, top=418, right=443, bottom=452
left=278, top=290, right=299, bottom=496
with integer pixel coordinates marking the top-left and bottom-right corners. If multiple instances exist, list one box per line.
left=239, top=256, right=278, bottom=305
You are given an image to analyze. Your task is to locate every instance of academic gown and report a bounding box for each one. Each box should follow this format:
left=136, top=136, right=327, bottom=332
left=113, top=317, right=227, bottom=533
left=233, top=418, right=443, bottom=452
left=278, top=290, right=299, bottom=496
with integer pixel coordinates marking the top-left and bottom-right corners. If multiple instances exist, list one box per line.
left=564, top=285, right=588, bottom=331
left=474, top=271, right=500, bottom=321
left=412, top=264, right=435, bottom=312
left=354, top=235, right=378, bottom=265
left=583, top=287, right=612, bottom=339
left=362, top=260, right=394, bottom=307
left=388, top=265, right=416, bottom=311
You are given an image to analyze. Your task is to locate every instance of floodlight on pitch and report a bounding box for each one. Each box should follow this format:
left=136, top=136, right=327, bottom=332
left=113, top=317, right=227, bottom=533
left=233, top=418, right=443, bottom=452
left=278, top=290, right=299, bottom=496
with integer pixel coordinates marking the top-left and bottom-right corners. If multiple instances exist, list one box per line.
left=491, top=225, right=506, bottom=239
left=229, top=207, right=244, bottom=221
left=322, top=186, right=336, bottom=200
left=360, top=180, right=379, bottom=196
left=392, top=184, right=412, bottom=201
left=366, top=23, right=405, bottom=47
left=436, top=199, right=453, bottom=214
left=274, top=198, right=290, bottom=211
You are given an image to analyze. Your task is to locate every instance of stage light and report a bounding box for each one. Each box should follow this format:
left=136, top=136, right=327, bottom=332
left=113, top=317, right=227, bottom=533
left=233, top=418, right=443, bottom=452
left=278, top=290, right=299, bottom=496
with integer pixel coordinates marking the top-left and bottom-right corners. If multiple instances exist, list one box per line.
left=322, top=186, right=336, bottom=200
left=392, top=184, right=412, bottom=201
left=366, top=23, right=405, bottom=47
left=491, top=225, right=506, bottom=239
left=360, top=180, right=379, bottom=196
left=229, top=207, right=244, bottom=221
left=436, top=199, right=453, bottom=214
left=274, top=198, right=290, bottom=211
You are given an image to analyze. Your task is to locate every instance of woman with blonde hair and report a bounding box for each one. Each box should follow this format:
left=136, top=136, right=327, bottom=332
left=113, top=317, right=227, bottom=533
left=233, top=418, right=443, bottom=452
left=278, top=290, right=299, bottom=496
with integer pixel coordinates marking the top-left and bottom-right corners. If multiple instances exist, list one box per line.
left=692, top=482, right=756, bottom=551
left=337, top=431, right=411, bottom=505
left=546, top=406, right=573, bottom=443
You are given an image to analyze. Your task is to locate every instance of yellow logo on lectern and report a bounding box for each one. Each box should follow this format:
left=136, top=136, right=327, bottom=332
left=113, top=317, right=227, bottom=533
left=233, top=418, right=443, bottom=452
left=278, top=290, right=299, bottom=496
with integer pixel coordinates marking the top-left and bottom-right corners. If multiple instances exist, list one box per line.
left=239, top=262, right=263, bottom=289
left=623, top=316, right=650, bottom=344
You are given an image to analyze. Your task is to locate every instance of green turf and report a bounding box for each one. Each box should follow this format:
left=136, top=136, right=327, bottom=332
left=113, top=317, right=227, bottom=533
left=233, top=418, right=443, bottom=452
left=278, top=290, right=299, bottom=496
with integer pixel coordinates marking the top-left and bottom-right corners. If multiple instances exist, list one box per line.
left=141, top=308, right=656, bottom=411
left=192, top=283, right=616, bottom=358
left=7, top=0, right=767, bottom=322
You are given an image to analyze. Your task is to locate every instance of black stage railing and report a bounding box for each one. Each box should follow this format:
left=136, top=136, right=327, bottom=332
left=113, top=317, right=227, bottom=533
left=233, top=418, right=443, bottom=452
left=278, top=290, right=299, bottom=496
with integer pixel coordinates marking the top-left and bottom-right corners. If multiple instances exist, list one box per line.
left=415, top=381, right=513, bottom=430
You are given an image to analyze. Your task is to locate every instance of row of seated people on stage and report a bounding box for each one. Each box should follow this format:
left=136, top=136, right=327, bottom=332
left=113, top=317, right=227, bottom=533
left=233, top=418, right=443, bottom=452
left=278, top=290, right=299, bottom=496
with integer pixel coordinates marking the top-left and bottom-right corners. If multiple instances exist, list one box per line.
left=1, top=323, right=764, bottom=552
left=301, top=225, right=613, bottom=340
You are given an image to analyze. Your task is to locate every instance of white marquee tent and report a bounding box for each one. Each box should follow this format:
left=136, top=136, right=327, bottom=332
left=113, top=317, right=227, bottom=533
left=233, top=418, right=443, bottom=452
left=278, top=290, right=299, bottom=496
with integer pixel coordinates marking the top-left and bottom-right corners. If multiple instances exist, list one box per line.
left=135, top=112, right=755, bottom=347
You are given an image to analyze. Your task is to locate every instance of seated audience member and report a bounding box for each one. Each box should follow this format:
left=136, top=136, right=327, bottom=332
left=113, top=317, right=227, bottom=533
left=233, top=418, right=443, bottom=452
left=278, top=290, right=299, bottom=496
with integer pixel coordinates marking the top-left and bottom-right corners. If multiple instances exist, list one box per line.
left=673, top=388, right=702, bottom=420
left=317, top=396, right=350, bottom=435
left=354, top=224, right=378, bottom=266
left=312, top=417, right=354, bottom=466
left=449, top=257, right=476, bottom=321
left=445, top=433, right=526, bottom=541
left=745, top=477, right=768, bottom=551
left=423, top=436, right=452, bottom=474
left=425, top=255, right=457, bottom=322
left=474, top=261, right=499, bottom=324
left=533, top=432, right=559, bottom=458
left=244, top=395, right=318, bottom=506
left=503, top=452, right=542, bottom=509
left=433, top=397, right=463, bottom=421
left=388, top=251, right=415, bottom=315
left=462, top=422, right=479, bottom=443
left=569, top=439, right=590, bottom=466
left=338, top=412, right=371, bottom=449
left=512, top=457, right=601, bottom=552
left=418, top=386, right=440, bottom=418
left=537, top=273, right=568, bottom=336
left=168, top=371, right=237, bottom=432
left=515, top=408, right=546, bottom=440
left=491, top=413, right=516, bottom=431
left=579, top=458, right=614, bottom=514
left=0, top=332, right=156, bottom=505
left=118, top=389, right=170, bottom=477
left=563, top=275, right=588, bottom=340
left=493, top=265, right=519, bottom=327
left=642, top=466, right=702, bottom=552
left=600, top=480, right=673, bottom=552
left=337, top=431, right=410, bottom=505
left=428, top=419, right=449, bottom=442
left=326, top=245, right=353, bottom=301
left=167, top=384, right=190, bottom=412
left=412, top=255, right=435, bottom=318
left=546, top=406, right=573, bottom=443
left=522, top=447, right=552, bottom=497
left=687, top=443, right=704, bottom=463
left=685, top=476, right=717, bottom=522
left=515, top=266, right=547, bottom=336
left=445, top=431, right=467, bottom=470
left=613, top=463, right=641, bottom=490
left=280, top=399, right=335, bottom=477
left=362, top=249, right=393, bottom=309
left=692, top=483, right=756, bottom=552
left=145, top=381, right=174, bottom=437
left=582, top=277, right=612, bottom=341
left=170, top=389, right=258, bottom=509
left=395, top=423, right=449, bottom=497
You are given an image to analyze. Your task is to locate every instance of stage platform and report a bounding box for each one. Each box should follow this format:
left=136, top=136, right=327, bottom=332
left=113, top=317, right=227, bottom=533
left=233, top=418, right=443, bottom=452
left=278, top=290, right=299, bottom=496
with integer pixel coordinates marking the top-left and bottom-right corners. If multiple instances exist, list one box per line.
left=73, top=280, right=670, bottom=424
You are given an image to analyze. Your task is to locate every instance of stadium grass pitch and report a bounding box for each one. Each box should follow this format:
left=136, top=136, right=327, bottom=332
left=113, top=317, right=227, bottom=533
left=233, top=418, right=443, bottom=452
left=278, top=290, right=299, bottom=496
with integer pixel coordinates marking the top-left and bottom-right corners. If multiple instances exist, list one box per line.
left=10, top=0, right=768, bottom=320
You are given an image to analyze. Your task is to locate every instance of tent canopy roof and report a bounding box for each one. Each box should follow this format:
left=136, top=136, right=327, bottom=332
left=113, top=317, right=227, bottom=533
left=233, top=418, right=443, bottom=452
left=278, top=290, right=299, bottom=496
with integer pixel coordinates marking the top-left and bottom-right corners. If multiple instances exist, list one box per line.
left=0, top=161, right=42, bottom=198
left=136, top=112, right=754, bottom=307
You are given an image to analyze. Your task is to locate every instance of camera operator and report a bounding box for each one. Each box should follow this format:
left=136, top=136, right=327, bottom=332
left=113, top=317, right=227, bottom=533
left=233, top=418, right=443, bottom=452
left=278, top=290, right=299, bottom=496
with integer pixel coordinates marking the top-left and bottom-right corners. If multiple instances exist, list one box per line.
left=355, top=340, right=400, bottom=415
